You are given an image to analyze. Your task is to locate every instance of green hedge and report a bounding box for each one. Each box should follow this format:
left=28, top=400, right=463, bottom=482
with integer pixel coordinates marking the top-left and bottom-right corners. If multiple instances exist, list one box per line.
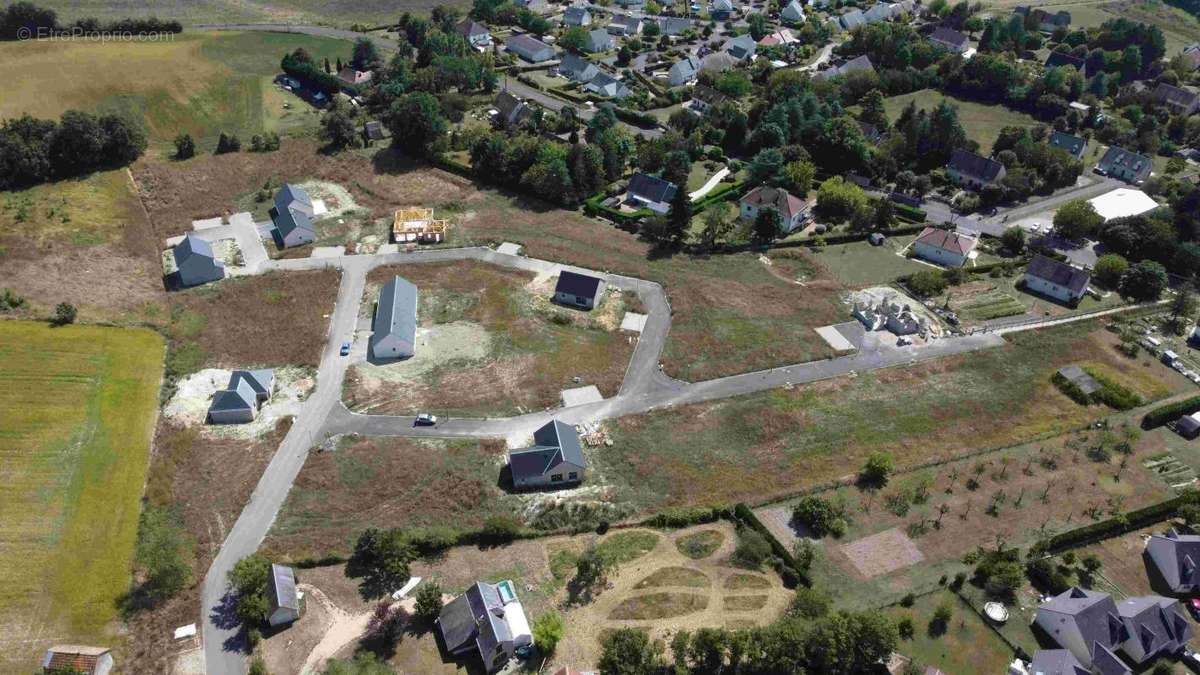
left=692, top=181, right=745, bottom=211
left=584, top=192, right=650, bottom=223
left=611, top=106, right=658, bottom=128
left=803, top=223, right=927, bottom=247
left=1143, top=395, right=1200, bottom=429
left=641, top=504, right=732, bottom=528
left=1045, top=495, right=1188, bottom=552
left=733, top=503, right=810, bottom=587
left=893, top=203, right=927, bottom=222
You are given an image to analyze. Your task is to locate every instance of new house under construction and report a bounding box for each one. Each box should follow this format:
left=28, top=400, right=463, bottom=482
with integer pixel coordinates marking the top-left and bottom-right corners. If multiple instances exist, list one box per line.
left=393, top=207, right=449, bottom=244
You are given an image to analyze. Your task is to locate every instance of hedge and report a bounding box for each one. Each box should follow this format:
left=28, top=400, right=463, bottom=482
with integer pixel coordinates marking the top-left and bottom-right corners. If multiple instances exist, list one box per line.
left=1044, top=494, right=1189, bottom=552
left=801, top=223, right=927, bottom=247
left=641, top=504, right=732, bottom=528
left=691, top=181, right=746, bottom=211
left=1142, top=394, right=1200, bottom=429
left=733, top=503, right=810, bottom=587
left=584, top=192, right=651, bottom=223
left=893, top=203, right=927, bottom=222
left=610, top=106, right=658, bottom=128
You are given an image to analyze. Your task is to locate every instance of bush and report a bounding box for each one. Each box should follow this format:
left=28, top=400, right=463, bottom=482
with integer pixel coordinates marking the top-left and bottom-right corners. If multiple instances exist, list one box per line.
left=174, top=133, right=195, bottom=160
left=215, top=132, right=241, bottom=154
left=413, top=581, right=442, bottom=625
left=906, top=270, right=949, bottom=298
left=532, top=611, right=565, bottom=655
left=642, top=505, right=730, bottom=528
left=792, top=496, right=839, bottom=537
left=860, top=452, right=895, bottom=487
left=1142, top=395, right=1200, bottom=429
left=897, top=615, right=915, bottom=639
left=480, top=515, right=522, bottom=543
left=52, top=302, right=77, bottom=326
left=732, top=528, right=773, bottom=569
left=788, top=587, right=831, bottom=618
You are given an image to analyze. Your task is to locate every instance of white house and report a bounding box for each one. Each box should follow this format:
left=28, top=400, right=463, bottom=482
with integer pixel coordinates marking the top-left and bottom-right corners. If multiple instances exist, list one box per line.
left=739, top=185, right=811, bottom=233
left=1023, top=254, right=1091, bottom=305
left=912, top=226, right=977, bottom=268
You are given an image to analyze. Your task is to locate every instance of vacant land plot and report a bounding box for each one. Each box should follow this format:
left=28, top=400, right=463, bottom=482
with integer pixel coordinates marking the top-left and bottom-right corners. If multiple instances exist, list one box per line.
left=882, top=90, right=1042, bottom=151
left=344, top=261, right=635, bottom=416
left=0, top=32, right=357, bottom=151
left=35, top=0, right=453, bottom=26
left=803, top=237, right=925, bottom=288
left=168, top=269, right=339, bottom=373
left=1078, top=524, right=1173, bottom=599
left=944, top=276, right=1128, bottom=325
left=885, top=591, right=1015, bottom=673
left=597, top=320, right=1186, bottom=514
left=265, top=435, right=514, bottom=559
left=0, top=321, right=164, bottom=671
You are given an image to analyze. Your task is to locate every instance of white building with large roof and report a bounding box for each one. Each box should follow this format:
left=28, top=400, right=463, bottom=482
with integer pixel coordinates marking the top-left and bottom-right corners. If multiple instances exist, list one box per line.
left=1086, top=188, right=1159, bottom=222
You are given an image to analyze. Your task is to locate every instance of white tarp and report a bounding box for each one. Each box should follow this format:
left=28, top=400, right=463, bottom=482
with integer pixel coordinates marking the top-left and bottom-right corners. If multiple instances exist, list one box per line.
left=1087, top=188, right=1159, bottom=222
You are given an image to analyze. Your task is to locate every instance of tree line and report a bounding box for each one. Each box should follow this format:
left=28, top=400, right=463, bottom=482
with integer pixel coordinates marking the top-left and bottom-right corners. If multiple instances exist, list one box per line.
left=0, top=110, right=147, bottom=190
left=1, top=2, right=182, bottom=39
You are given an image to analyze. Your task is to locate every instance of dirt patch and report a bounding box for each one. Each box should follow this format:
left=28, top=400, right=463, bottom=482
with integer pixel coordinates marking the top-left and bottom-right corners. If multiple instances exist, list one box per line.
left=722, top=595, right=768, bottom=611
left=608, top=592, right=710, bottom=620
left=633, top=567, right=711, bottom=589
left=840, top=528, right=925, bottom=579
left=724, top=574, right=771, bottom=591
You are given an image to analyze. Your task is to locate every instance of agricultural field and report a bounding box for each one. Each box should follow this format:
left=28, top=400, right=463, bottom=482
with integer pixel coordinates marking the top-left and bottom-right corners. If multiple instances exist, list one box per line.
left=0, top=31, right=359, bottom=153
left=594, top=319, right=1190, bottom=515
left=32, top=0, right=451, bottom=27
left=0, top=321, right=164, bottom=671
left=986, top=0, right=1200, bottom=55
left=343, top=261, right=636, bottom=417
left=881, top=89, right=1044, bottom=151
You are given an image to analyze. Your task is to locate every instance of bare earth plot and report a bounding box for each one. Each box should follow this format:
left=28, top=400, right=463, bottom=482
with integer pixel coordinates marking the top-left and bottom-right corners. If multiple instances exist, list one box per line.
left=841, top=529, right=926, bottom=579
left=0, top=321, right=163, bottom=671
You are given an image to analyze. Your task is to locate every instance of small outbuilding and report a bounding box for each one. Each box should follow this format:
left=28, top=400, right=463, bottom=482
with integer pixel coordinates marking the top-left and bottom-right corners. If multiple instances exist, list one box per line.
left=42, top=645, right=114, bottom=675
left=267, top=563, right=301, bottom=626
left=1056, top=365, right=1100, bottom=397
left=370, top=276, right=418, bottom=360
left=553, top=270, right=606, bottom=310
left=173, top=233, right=226, bottom=287
left=1177, top=413, right=1200, bottom=440
left=508, top=420, right=587, bottom=489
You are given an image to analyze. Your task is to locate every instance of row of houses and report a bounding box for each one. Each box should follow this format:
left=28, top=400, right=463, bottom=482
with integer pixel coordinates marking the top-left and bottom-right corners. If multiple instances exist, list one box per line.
left=827, top=0, right=914, bottom=32
left=558, top=53, right=631, bottom=98
left=945, top=138, right=1154, bottom=191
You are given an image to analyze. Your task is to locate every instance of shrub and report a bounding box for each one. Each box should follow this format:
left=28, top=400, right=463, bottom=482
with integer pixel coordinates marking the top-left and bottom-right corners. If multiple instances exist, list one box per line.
left=788, top=587, right=831, bottom=618
left=480, top=515, right=522, bottom=543
left=860, top=452, right=895, bottom=487
left=413, top=581, right=443, bottom=625
left=792, top=496, right=839, bottom=537
left=52, top=302, right=77, bottom=326
left=215, top=132, right=241, bottom=154
left=732, top=528, right=773, bottom=569
left=929, top=602, right=952, bottom=636
left=897, top=615, right=915, bottom=639
left=907, top=270, right=949, bottom=298
left=1143, top=395, right=1200, bottom=429
left=174, top=133, right=195, bottom=160
left=532, top=611, right=565, bottom=655
left=0, top=288, right=27, bottom=311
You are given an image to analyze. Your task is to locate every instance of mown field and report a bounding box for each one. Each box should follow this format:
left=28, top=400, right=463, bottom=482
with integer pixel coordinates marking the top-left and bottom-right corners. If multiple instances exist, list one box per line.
left=0, top=321, right=164, bottom=671
left=31, top=0, right=459, bottom=26
left=881, top=89, right=1043, bottom=152
left=0, top=31, right=358, bottom=152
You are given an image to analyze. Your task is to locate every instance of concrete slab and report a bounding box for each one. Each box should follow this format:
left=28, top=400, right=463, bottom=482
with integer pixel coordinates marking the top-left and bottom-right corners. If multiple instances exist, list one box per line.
left=620, top=311, right=648, bottom=333
left=497, top=242, right=523, bottom=256
left=377, top=244, right=400, bottom=255
left=834, top=321, right=866, bottom=349
left=192, top=217, right=224, bottom=231
left=312, top=198, right=329, bottom=217
left=311, top=246, right=346, bottom=258
left=561, top=385, right=603, bottom=407
left=815, top=325, right=855, bottom=351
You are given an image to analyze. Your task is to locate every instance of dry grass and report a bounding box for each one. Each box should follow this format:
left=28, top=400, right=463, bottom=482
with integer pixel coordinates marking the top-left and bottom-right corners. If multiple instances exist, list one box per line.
left=722, top=595, right=768, bottom=611
left=675, top=530, right=726, bottom=560
left=633, top=567, right=711, bottom=589
left=608, top=591, right=710, bottom=620
left=724, top=574, right=772, bottom=590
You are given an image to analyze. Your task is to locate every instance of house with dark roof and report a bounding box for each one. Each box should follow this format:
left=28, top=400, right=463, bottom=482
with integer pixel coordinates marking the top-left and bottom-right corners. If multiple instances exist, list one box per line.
left=913, top=226, right=977, bottom=267
left=658, top=16, right=692, bottom=35
left=1016, top=6, right=1071, bottom=32
left=584, top=27, right=616, bottom=52
left=457, top=18, right=493, bottom=48
left=812, top=54, right=875, bottom=81
left=1046, top=50, right=1089, bottom=76
left=606, top=14, right=642, bottom=36
left=1115, top=595, right=1192, bottom=665
left=739, top=185, right=811, bottom=232
left=686, top=84, right=730, bottom=114
left=1024, top=255, right=1091, bottom=304
left=711, top=0, right=735, bottom=19
left=173, top=233, right=225, bottom=287
left=1146, top=529, right=1200, bottom=592
left=1095, top=146, right=1152, bottom=184
left=272, top=206, right=315, bottom=248
left=838, top=8, right=866, bottom=30
left=563, top=6, right=592, bottom=26
left=559, top=53, right=600, bottom=82
left=946, top=148, right=1006, bottom=189
left=268, top=564, right=301, bottom=626
left=363, top=120, right=387, bottom=144
left=1050, top=130, right=1087, bottom=160
left=42, top=646, right=114, bottom=675
left=724, top=34, right=757, bottom=61
left=929, top=26, right=969, bottom=53
left=782, top=1, right=806, bottom=23
left=208, top=369, right=274, bottom=424
left=553, top=270, right=606, bottom=310
left=1178, top=413, right=1200, bottom=439
left=495, top=90, right=533, bottom=128
left=863, top=2, right=893, bottom=23
left=1028, top=649, right=1089, bottom=675
left=438, top=580, right=532, bottom=672
left=370, top=276, right=418, bottom=360
left=669, top=55, right=702, bottom=86
left=1034, top=587, right=1130, bottom=673
left=1185, top=43, right=1200, bottom=71
left=1057, top=365, right=1101, bottom=397
left=508, top=420, right=587, bottom=488
left=626, top=172, right=678, bottom=214
left=701, top=51, right=737, bottom=73
left=506, top=33, right=555, bottom=62
left=585, top=72, right=631, bottom=98
left=275, top=183, right=314, bottom=218
left=1152, top=82, right=1200, bottom=116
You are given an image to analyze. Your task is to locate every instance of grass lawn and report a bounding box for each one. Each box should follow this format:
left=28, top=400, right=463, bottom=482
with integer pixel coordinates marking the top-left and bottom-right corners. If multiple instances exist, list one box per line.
left=29, top=0, right=446, bottom=31
left=881, top=89, right=1043, bottom=152
left=0, top=321, right=164, bottom=671
left=803, top=236, right=925, bottom=287
left=886, top=591, right=1016, bottom=673
left=0, top=32, right=360, bottom=152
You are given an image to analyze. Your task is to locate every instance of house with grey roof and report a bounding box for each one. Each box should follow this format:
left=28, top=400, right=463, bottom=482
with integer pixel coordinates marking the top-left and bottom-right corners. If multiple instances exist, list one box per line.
left=272, top=207, right=315, bottom=248
left=559, top=53, right=600, bottom=82
left=268, top=564, right=301, bottom=626
left=1152, top=82, right=1200, bottom=116
left=946, top=148, right=1006, bottom=189
left=701, top=51, right=737, bottom=73
left=437, top=580, right=533, bottom=672
left=1028, top=649, right=1089, bottom=675
left=711, top=0, right=735, bottom=19
left=457, top=19, right=493, bottom=48
left=1115, top=595, right=1192, bottom=665
left=508, top=420, right=587, bottom=488
left=1146, top=529, right=1200, bottom=593
left=370, top=276, right=418, bottom=360
left=657, top=16, right=692, bottom=35
left=274, top=183, right=314, bottom=219
left=838, top=9, right=866, bottom=30
left=563, top=5, right=592, bottom=26
left=929, top=26, right=969, bottom=53
left=781, top=0, right=806, bottom=22
left=585, top=72, right=631, bottom=98
left=495, top=90, right=533, bottom=128
left=812, top=54, right=875, bottom=81
left=1046, top=50, right=1089, bottom=76
left=1025, top=255, right=1091, bottom=304
left=1034, top=587, right=1130, bottom=673
left=863, top=2, right=893, bottom=23
left=724, top=34, right=757, bottom=61
left=626, top=172, right=678, bottom=214
left=173, top=233, right=225, bottom=287
left=1096, top=146, right=1152, bottom=184
left=669, top=55, right=702, bottom=86
left=554, top=270, right=606, bottom=310
left=208, top=369, right=274, bottom=424
left=1185, top=43, right=1200, bottom=70
left=606, top=14, right=642, bottom=36
left=584, top=28, right=616, bottom=52
left=1050, top=130, right=1087, bottom=160
left=686, top=84, right=730, bottom=114
left=506, top=33, right=555, bottom=62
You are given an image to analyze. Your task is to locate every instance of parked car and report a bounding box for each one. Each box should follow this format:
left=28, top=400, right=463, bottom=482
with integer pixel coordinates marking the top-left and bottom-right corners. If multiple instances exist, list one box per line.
left=340, top=341, right=351, bottom=356
left=1182, top=647, right=1200, bottom=672
left=1189, top=598, right=1200, bottom=621
left=414, top=413, right=438, bottom=426
left=897, top=336, right=913, bottom=346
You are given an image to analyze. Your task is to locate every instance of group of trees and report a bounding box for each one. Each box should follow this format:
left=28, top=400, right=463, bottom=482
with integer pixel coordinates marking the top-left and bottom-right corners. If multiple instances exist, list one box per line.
left=121, top=505, right=193, bottom=613
left=1, top=2, right=182, bottom=39
left=985, top=125, right=1084, bottom=204
left=0, top=110, right=147, bottom=189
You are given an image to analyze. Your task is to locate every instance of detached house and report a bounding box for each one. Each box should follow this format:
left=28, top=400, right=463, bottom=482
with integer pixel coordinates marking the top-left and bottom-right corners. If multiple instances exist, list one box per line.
left=838, top=9, right=866, bottom=30
left=584, top=28, right=616, bottom=52
left=686, top=84, right=730, bottom=114
left=208, top=369, right=275, bottom=424
left=1114, top=595, right=1192, bottom=666
left=586, top=72, right=631, bottom=98
left=1096, top=146, right=1152, bottom=184
left=724, top=34, right=757, bottom=61
left=1046, top=50, right=1089, bottom=76
left=669, top=55, right=702, bottom=86
left=913, top=226, right=977, bottom=268
left=508, top=420, right=587, bottom=488
left=946, top=148, right=1006, bottom=189
left=370, top=276, right=418, bottom=360
left=268, top=564, right=301, bottom=626
left=1049, top=130, right=1087, bottom=160
left=457, top=19, right=493, bottom=48
left=711, top=0, right=735, bottom=19
left=1015, top=6, right=1071, bottom=32
left=336, top=67, right=373, bottom=86
left=1027, top=650, right=1089, bottom=675
left=929, top=26, right=969, bottom=53
left=42, top=646, right=114, bottom=675
left=506, top=33, right=555, bottom=62
left=657, top=17, right=692, bottom=36
left=812, top=54, right=875, bottom=82
left=739, top=185, right=811, bottom=233
left=553, top=270, right=606, bottom=310
left=1146, top=529, right=1200, bottom=593
left=1185, top=43, right=1200, bottom=71
left=781, top=0, right=806, bottom=22
left=563, top=6, right=592, bottom=26
left=495, top=90, right=533, bottom=128
left=626, top=172, right=678, bottom=215
left=1152, top=82, right=1200, bottom=116
left=1034, top=588, right=1130, bottom=673
left=173, top=233, right=225, bottom=287
left=559, top=53, right=599, bottom=83
left=1024, top=254, right=1091, bottom=304
left=438, top=580, right=533, bottom=673
left=607, top=14, right=642, bottom=36
left=271, top=183, right=316, bottom=248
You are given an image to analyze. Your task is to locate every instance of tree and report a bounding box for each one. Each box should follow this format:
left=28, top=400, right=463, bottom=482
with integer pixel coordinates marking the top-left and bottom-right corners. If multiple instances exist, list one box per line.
left=783, top=160, right=815, bottom=194
left=320, top=106, right=359, bottom=150
left=748, top=148, right=785, bottom=186
left=929, top=602, right=953, bottom=636
left=1169, top=283, right=1197, bottom=330
left=859, top=89, right=889, bottom=129
left=793, top=495, right=838, bottom=537
left=559, top=26, right=589, bottom=53
left=52, top=302, right=76, bottom=326
left=747, top=12, right=769, bottom=40
left=130, top=505, right=192, bottom=605
left=1081, top=554, right=1103, bottom=574
left=384, top=92, right=448, bottom=157
left=788, top=587, right=831, bottom=618
left=907, top=269, right=949, bottom=297
left=174, top=133, right=195, bottom=160
left=1, top=1, right=57, bottom=38
left=1118, top=260, right=1168, bottom=302
left=575, top=545, right=614, bottom=590
left=1000, top=226, right=1026, bottom=255
left=733, top=528, right=772, bottom=569
left=215, top=132, right=241, bottom=154
left=532, top=611, right=565, bottom=655
left=861, top=452, right=894, bottom=487
left=413, top=581, right=443, bottom=625
left=352, top=37, right=382, bottom=70
left=348, top=527, right=416, bottom=598
left=700, top=201, right=735, bottom=249
left=323, top=653, right=393, bottom=675
left=753, top=207, right=783, bottom=244
left=1093, top=253, right=1128, bottom=289
left=816, top=176, right=868, bottom=222
left=598, top=628, right=662, bottom=675
left=1053, top=199, right=1102, bottom=241
left=229, top=553, right=273, bottom=625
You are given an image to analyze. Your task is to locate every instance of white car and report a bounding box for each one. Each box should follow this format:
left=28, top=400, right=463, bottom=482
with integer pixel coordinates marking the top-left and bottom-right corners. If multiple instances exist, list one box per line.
left=414, top=413, right=438, bottom=426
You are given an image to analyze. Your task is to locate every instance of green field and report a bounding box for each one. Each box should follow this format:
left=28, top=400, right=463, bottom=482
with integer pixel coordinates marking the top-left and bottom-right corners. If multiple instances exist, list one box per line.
left=885, top=591, right=1016, bottom=673
left=881, top=90, right=1043, bottom=152
left=28, top=0, right=457, bottom=27
left=803, top=236, right=925, bottom=287
left=0, top=31, right=361, bottom=152
left=0, top=321, right=164, bottom=670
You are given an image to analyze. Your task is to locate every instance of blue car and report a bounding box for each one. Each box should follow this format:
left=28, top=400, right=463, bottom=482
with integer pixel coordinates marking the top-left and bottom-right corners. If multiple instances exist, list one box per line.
left=340, top=341, right=351, bottom=356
